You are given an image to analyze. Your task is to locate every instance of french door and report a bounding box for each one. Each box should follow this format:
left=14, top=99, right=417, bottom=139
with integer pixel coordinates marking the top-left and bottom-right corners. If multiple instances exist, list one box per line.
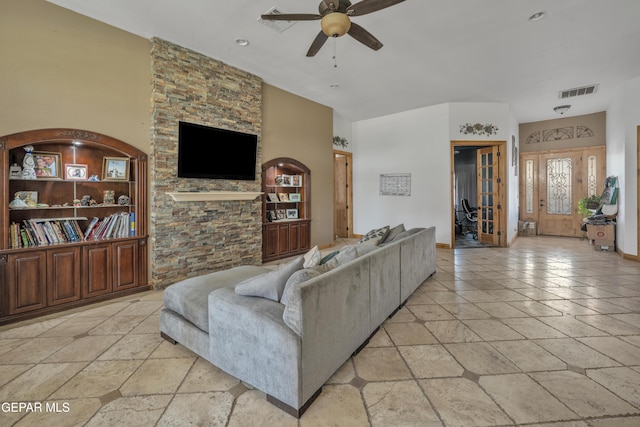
left=477, top=146, right=501, bottom=245
left=520, top=146, right=605, bottom=237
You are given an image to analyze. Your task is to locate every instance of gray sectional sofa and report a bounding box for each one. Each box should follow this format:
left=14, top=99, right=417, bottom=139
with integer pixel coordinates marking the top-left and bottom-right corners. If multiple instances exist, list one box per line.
left=160, top=226, right=436, bottom=417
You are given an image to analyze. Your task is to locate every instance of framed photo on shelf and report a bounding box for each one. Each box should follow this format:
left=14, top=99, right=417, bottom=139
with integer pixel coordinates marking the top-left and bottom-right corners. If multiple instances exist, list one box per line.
left=102, top=157, right=130, bottom=181
left=65, top=164, right=88, bottom=180
left=276, top=209, right=287, bottom=220
left=278, top=193, right=289, bottom=202
left=288, top=193, right=301, bottom=202
left=286, top=209, right=298, bottom=219
left=15, top=191, right=37, bottom=206
left=267, top=193, right=279, bottom=202
left=281, top=174, right=292, bottom=186
left=275, top=175, right=283, bottom=185
left=33, top=151, right=62, bottom=179
left=291, top=175, right=302, bottom=187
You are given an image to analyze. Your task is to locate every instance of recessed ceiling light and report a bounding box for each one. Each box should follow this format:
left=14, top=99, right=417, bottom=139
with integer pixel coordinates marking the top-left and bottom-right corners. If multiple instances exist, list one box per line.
left=528, top=11, right=545, bottom=22
left=235, top=38, right=249, bottom=46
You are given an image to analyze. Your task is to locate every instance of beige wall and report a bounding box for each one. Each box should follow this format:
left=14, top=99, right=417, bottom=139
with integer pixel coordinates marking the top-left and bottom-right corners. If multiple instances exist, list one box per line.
left=262, top=85, right=334, bottom=246
left=520, top=112, right=606, bottom=153
left=0, top=0, right=151, bottom=153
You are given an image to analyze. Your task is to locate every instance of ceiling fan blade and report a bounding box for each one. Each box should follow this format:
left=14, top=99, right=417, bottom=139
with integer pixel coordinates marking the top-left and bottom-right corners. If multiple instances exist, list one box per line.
left=347, top=0, right=405, bottom=16
left=306, top=31, right=329, bottom=57
left=347, top=22, right=383, bottom=51
left=260, top=13, right=321, bottom=21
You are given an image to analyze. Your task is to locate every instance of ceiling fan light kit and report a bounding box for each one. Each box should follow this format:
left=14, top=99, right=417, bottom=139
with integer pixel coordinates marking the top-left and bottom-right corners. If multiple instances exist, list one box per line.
left=321, top=12, right=351, bottom=37
left=261, top=0, right=405, bottom=57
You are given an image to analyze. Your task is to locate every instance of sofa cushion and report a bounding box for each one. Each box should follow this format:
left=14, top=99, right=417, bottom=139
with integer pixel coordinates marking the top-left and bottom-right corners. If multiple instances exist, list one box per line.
left=235, top=256, right=304, bottom=301
left=359, top=225, right=390, bottom=245
left=303, top=245, right=321, bottom=268
left=380, top=223, right=405, bottom=244
left=163, top=265, right=270, bottom=332
left=280, top=268, right=322, bottom=305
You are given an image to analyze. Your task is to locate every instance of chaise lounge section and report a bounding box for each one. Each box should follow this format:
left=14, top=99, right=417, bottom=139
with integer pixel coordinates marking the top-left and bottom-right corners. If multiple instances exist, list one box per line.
left=160, top=226, right=436, bottom=417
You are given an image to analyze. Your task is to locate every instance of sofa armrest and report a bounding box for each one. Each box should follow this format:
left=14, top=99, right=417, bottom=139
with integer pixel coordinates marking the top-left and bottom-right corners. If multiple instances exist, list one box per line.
left=208, top=287, right=302, bottom=409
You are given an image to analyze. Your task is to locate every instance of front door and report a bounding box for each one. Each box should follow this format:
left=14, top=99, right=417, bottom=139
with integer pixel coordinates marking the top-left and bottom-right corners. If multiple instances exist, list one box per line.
left=520, top=146, right=605, bottom=237
left=477, top=146, right=501, bottom=245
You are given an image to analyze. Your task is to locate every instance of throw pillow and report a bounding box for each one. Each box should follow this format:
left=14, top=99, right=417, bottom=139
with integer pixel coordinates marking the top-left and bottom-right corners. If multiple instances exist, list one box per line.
left=303, top=245, right=321, bottom=268
left=320, top=245, right=358, bottom=271
left=319, top=250, right=339, bottom=265
left=280, top=268, right=322, bottom=305
left=380, top=223, right=405, bottom=244
left=234, top=256, right=304, bottom=301
left=358, top=225, right=390, bottom=245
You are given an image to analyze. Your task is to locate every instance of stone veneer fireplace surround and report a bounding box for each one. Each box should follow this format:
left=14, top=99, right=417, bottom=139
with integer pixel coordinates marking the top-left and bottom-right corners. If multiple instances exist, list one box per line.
left=150, top=38, right=263, bottom=289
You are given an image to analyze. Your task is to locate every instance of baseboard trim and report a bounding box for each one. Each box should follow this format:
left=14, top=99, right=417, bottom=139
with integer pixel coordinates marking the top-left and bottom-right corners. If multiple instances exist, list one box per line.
left=436, top=242, right=450, bottom=249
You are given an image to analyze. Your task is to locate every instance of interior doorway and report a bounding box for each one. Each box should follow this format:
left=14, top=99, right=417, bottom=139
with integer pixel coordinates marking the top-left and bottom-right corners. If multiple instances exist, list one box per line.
left=334, top=150, right=353, bottom=239
left=519, top=146, right=605, bottom=237
left=451, top=141, right=507, bottom=249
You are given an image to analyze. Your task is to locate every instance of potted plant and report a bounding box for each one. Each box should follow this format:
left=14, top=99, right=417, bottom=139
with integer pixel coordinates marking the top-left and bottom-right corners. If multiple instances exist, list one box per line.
left=578, top=195, right=601, bottom=217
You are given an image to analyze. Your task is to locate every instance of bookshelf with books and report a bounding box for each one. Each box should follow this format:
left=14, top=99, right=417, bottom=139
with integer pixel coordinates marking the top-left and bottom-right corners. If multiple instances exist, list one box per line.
left=0, top=128, right=148, bottom=324
left=262, top=158, right=310, bottom=262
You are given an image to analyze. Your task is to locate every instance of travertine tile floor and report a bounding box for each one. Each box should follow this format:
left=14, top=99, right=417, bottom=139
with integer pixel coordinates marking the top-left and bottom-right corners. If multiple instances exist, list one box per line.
left=2, top=236, right=640, bottom=426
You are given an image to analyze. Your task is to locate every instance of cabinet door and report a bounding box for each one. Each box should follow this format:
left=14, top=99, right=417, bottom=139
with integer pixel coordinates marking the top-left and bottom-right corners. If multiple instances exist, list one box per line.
left=83, top=244, right=113, bottom=297
left=47, top=247, right=81, bottom=306
left=289, top=222, right=300, bottom=253
left=113, top=240, right=138, bottom=291
left=7, top=251, right=47, bottom=314
left=299, top=220, right=310, bottom=251
left=263, top=224, right=279, bottom=259
left=277, top=223, right=290, bottom=256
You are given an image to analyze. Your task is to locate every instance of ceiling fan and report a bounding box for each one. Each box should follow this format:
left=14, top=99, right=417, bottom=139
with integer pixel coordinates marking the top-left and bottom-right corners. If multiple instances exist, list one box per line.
left=261, top=0, right=405, bottom=57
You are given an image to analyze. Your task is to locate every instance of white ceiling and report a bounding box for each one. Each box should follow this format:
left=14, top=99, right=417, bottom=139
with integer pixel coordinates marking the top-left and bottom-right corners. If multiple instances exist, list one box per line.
left=48, top=0, right=640, bottom=124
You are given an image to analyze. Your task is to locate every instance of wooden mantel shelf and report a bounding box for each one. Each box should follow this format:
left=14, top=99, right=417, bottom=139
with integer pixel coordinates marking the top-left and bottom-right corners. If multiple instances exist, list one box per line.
left=167, top=191, right=263, bottom=202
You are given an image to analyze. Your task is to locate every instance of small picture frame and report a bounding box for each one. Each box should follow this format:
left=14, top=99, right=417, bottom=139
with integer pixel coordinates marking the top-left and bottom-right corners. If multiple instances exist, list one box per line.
left=267, top=193, right=279, bottom=202
left=289, top=193, right=301, bottom=202
left=269, top=210, right=277, bottom=221
left=281, top=174, right=292, bottom=186
left=291, top=175, right=302, bottom=187
left=33, top=151, right=62, bottom=179
left=278, top=193, right=289, bottom=202
left=15, top=191, right=38, bottom=205
left=286, top=209, right=298, bottom=219
left=276, top=209, right=287, bottom=220
left=65, top=164, right=88, bottom=180
left=102, top=157, right=130, bottom=181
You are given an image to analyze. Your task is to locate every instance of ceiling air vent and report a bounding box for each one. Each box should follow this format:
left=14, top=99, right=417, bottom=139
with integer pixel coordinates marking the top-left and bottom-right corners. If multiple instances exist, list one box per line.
left=559, top=84, right=599, bottom=99
left=258, top=6, right=297, bottom=33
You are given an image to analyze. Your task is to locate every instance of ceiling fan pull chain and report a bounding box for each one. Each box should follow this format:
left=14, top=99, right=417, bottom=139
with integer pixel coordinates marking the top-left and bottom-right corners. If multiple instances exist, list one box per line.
left=333, top=36, right=338, bottom=68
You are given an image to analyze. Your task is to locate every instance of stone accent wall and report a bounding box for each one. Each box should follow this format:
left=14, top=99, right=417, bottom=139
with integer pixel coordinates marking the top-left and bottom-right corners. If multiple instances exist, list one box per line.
left=150, top=38, right=262, bottom=288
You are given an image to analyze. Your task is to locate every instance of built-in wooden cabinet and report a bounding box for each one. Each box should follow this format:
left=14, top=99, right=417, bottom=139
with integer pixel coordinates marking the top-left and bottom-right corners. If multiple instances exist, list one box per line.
left=262, top=158, right=310, bottom=262
left=0, top=128, right=148, bottom=325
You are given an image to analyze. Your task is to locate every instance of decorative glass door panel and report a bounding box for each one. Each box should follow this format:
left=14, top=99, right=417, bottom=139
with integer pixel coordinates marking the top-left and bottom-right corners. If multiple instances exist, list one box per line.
left=546, top=158, right=572, bottom=215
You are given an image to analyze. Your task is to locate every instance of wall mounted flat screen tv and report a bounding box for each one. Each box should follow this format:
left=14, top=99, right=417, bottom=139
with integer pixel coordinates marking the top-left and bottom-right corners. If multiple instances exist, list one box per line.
left=178, top=121, right=258, bottom=180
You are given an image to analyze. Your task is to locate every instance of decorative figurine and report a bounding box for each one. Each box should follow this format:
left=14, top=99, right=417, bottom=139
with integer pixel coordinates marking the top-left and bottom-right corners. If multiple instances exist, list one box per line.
left=21, top=145, right=37, bottom=180
left=89, top=175, right=100, bottom=181
left=9, top=163, right=22, bottom=179
left=118, top=195, right=130, bottom=205
left=73, top=199, right=81, bottom=206
left=9, top=196, right=28, bottom=208
left=80, top=195, right=91, bottom=206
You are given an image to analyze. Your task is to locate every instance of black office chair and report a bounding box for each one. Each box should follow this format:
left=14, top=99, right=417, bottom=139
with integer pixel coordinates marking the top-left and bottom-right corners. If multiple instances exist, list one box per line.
left=461, top=199, right=478, bottom=239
